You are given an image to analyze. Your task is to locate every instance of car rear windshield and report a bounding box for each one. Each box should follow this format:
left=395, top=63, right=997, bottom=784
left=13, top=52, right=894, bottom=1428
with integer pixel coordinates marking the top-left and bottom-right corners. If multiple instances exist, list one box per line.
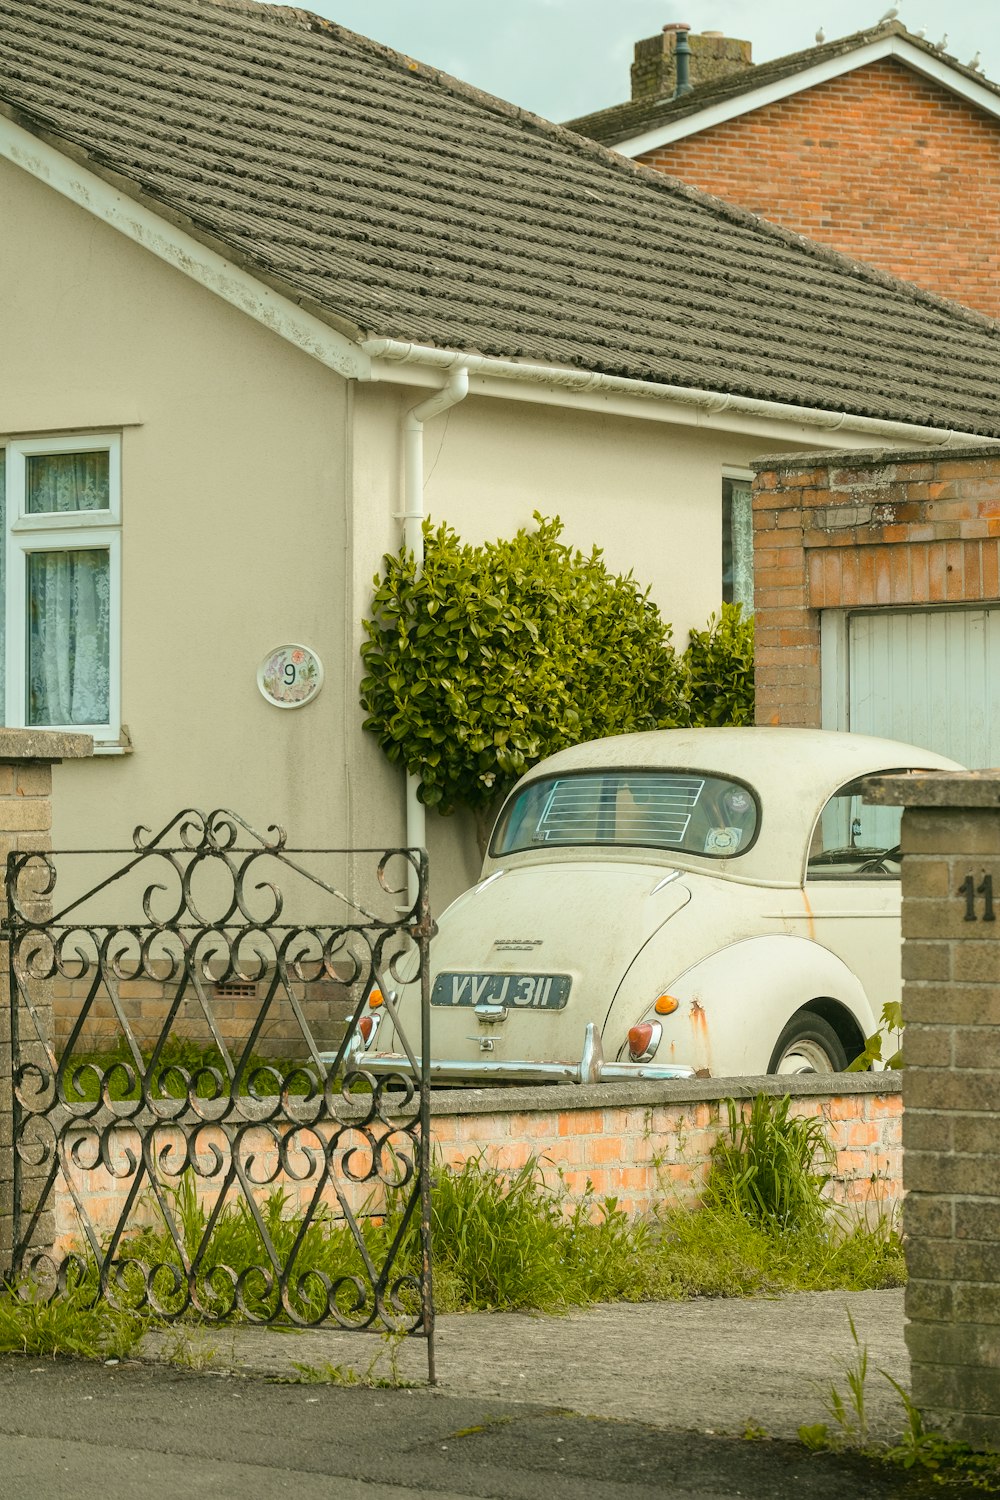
left=491, top=771, right=759, bottom=857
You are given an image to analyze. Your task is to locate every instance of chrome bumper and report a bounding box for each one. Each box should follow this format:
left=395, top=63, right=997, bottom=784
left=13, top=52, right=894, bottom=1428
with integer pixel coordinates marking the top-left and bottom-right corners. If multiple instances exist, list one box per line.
left=328, top=1022, right=694, bottom=1085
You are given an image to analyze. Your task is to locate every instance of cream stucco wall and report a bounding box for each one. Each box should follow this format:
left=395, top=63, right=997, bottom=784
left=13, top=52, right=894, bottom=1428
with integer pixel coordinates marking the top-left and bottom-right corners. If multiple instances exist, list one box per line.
left=0, top=156, right=352, bottom=867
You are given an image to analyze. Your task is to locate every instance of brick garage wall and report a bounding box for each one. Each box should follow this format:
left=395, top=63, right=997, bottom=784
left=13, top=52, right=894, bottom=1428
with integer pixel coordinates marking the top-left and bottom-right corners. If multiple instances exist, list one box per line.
left=52, top=1076, right=902, bottom=1258
left=637, top=59, right=1000, bottom=319
left=751, top=444, right=1000, bottom=727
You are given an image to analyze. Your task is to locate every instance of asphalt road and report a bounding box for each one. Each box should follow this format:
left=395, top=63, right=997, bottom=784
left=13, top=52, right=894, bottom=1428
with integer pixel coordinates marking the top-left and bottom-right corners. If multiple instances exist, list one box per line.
left=0, top=1290, right=925, bottom=1500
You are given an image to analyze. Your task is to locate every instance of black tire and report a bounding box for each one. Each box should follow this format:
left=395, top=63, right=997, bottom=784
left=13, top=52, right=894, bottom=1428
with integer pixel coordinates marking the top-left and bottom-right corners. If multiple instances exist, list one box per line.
left=767, top=1012, right=847, bottom=1075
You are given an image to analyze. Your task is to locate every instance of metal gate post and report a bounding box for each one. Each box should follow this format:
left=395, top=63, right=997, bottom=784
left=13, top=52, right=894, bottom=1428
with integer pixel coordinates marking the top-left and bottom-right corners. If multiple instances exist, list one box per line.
left=414, top=849, right=436, bottom=1383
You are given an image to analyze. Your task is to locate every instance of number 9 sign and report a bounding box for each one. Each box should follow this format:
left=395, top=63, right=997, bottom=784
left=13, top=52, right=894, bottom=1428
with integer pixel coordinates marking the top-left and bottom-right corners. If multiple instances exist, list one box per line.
left=257, top=644, right=324, bottom=709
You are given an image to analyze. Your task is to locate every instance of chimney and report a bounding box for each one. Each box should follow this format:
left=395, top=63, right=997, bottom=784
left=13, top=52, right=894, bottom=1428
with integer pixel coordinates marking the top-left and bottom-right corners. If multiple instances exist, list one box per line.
left=630, top=23, right=753, bottom=102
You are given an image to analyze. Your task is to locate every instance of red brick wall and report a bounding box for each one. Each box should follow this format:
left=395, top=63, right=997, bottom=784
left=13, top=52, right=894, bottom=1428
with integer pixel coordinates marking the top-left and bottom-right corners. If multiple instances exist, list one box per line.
left=638, top=59, right=1000, bottom=319
left=54, top=1079, right=903, bottom=1256
left=752, top=446, right=1000, bottom=726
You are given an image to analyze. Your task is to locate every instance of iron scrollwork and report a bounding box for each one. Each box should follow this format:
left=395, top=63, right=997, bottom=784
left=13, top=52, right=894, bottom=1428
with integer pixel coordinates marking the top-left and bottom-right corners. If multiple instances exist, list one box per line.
left=4, top=809, right=435, bottom=1376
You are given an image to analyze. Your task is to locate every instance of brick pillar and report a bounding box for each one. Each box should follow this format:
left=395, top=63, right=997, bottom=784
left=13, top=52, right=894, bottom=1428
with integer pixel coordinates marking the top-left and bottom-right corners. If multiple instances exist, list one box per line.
left=0, top=730, right=92, bottom=1279
left=866, top=769, right=1000, bottom=1448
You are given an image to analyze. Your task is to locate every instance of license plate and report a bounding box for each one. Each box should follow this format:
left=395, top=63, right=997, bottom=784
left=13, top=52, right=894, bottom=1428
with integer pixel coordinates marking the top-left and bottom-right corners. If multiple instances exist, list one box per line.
left=432, top=972, right=572, bottom=1010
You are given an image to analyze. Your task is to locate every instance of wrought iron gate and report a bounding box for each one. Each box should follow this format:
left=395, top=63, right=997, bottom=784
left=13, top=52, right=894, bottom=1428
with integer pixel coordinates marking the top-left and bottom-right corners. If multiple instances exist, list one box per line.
left=4, top=809, right=435, bottom=1376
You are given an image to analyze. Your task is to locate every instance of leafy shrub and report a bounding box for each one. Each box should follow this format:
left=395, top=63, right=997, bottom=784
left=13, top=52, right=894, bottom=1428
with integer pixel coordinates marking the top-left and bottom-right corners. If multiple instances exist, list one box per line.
left=360, top=514, right=688, bottom=840
left=682, top=602, right=755, bottom=726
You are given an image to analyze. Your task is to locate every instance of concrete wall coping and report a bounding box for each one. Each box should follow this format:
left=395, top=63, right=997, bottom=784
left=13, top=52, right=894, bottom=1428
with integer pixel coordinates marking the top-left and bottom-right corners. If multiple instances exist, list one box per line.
left=750, top=442, right=1000, bottom=474
left=421, top=1071, right=899, bottom=1118
left=55, top=1071, right=900, bottom=1133
left=864, top=770, right=1000, bottom=808
left=0, top=729, right=94, bottom=762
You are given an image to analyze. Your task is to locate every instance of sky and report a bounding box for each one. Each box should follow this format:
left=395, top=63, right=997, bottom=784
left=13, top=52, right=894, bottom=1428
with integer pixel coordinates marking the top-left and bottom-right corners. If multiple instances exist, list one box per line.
left=304, top=1, right=999, bottom=122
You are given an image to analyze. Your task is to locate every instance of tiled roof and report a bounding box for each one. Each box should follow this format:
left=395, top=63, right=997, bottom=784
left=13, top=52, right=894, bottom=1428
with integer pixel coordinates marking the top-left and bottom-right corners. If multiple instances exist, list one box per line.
left=2, top=0, right=1000, bottom=436
left=565, top=23, right=1000, bottom=147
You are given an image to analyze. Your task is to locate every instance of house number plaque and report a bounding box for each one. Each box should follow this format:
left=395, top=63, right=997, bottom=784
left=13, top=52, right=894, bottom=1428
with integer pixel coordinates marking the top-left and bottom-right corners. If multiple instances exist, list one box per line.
left=958, top=872, right=996, bottom=923
left=257, top=644, right=324, bottom=709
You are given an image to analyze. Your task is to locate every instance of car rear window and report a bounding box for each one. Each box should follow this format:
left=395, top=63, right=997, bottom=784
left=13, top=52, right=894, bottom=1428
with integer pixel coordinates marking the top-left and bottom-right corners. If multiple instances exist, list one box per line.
left=491, top=771, right=759, bottom=857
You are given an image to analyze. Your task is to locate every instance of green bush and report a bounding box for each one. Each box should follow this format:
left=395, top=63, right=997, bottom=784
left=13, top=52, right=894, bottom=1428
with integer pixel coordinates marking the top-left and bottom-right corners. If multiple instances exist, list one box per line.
left=682, top=602, right=755, bottom=726
left=360, top=514, right=689, bottom=840
left=361, top=518, right=757, bottom=851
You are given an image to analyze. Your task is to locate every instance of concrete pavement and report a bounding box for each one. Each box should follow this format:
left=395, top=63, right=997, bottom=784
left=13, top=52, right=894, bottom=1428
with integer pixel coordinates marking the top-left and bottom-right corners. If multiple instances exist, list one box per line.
left=0, top=1290, right=923, bottom=1499
left=142, top=1287, right=909, bottom=1442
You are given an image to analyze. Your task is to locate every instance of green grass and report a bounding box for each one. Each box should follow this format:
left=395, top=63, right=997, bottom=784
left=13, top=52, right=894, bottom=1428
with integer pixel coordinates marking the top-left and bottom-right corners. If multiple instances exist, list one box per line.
left=0, top=1280, right=145, bottom=1360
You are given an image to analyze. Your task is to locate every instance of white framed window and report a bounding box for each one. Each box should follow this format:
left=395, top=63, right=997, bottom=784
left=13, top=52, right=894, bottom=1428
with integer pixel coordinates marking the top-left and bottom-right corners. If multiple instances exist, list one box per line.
left=0, top=433, right=121, bottom=741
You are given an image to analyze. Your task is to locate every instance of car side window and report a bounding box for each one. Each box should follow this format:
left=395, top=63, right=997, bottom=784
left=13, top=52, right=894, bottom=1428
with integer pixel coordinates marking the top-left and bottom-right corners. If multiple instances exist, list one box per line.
left=807, top=777, right=903, bottom=880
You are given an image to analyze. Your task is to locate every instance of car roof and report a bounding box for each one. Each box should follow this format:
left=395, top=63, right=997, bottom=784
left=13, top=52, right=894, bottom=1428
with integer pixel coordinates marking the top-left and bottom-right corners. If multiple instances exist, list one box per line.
left=498, top=728, right=963, bottom=885
left=517, top=726, right=961, bottom=788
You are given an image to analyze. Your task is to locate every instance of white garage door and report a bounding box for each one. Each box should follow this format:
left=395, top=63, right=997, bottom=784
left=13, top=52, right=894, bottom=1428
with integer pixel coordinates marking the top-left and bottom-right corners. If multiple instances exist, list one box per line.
left=824, top=606, right=1000, bottom=768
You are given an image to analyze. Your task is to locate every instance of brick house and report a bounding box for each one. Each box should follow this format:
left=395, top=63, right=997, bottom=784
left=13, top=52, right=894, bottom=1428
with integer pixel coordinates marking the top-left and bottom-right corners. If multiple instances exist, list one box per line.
left=751, top=445, right=1000, bottom=765
left=567, top=21, right=1000, bottom=319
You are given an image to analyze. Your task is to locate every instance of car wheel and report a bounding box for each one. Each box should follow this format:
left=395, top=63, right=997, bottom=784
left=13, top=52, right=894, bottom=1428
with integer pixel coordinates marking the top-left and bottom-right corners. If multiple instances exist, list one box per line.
left=767, top=1013, right=847, bottom=1075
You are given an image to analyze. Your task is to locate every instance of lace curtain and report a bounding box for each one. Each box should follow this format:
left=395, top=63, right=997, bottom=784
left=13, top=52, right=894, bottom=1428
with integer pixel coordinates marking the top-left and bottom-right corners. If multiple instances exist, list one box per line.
left=25, top=453, right=110, bottom=726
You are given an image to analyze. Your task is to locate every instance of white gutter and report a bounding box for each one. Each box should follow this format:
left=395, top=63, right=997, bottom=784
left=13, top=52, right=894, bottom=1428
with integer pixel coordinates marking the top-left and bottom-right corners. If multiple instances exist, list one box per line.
left=401, top=367, right=471, bottom=890
left=363, top=338, right=994, bottom=449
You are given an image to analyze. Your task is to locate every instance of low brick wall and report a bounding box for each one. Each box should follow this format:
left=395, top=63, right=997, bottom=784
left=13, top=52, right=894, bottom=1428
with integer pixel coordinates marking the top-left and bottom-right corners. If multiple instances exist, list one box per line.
left=427, top=1074, right=901, bottom=1217
left=51, top=1075, right=902, bottom=1258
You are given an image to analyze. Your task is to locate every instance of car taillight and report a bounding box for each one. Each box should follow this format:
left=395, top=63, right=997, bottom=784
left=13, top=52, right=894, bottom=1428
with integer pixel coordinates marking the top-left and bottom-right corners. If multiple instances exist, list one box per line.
left=358, top=1015, right=374, bottom=1043
left=628, top=1021, right=661, bottom=1061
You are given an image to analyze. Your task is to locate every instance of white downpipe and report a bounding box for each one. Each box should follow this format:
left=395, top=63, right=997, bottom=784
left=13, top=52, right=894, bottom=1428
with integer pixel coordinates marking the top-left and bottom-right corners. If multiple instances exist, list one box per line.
left=364, top=337, right=994, bottom=449
left=401, top=367, right=470, bottom=893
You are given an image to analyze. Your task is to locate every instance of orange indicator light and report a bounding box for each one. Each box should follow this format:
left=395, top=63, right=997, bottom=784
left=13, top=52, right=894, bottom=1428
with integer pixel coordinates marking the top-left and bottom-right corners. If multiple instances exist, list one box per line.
left=654, top=995, right=679, bottom=1016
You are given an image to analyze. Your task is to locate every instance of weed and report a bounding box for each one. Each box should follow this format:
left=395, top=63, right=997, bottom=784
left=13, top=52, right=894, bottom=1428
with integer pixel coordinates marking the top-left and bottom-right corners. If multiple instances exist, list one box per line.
left=285, top=1332, right=417, bottom=1388
left=824, top=1311, right=870, bottom=1446
left=0, top=1281, right=145, bottom=1361
left=848, top=1001, right=904, bottom=1072
left=706, top=1094, right=832, bottom=1233
left=9, top=1138, right=908, bottom=1367
left=413, top=1155, right=654, bottom=1312
left=799, top=1313, right=1000, bottom=1493
left=154, top=1323, right=223, bottom=1371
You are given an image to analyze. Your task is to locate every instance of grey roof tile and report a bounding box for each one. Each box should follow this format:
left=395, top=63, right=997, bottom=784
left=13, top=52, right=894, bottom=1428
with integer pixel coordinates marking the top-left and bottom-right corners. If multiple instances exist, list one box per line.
left=0, top=0, right=999, bottom=435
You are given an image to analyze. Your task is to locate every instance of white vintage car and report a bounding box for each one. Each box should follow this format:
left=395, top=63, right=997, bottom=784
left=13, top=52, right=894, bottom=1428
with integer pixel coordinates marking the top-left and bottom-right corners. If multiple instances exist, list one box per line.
left=356, top=728, right=960, bottom=1083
